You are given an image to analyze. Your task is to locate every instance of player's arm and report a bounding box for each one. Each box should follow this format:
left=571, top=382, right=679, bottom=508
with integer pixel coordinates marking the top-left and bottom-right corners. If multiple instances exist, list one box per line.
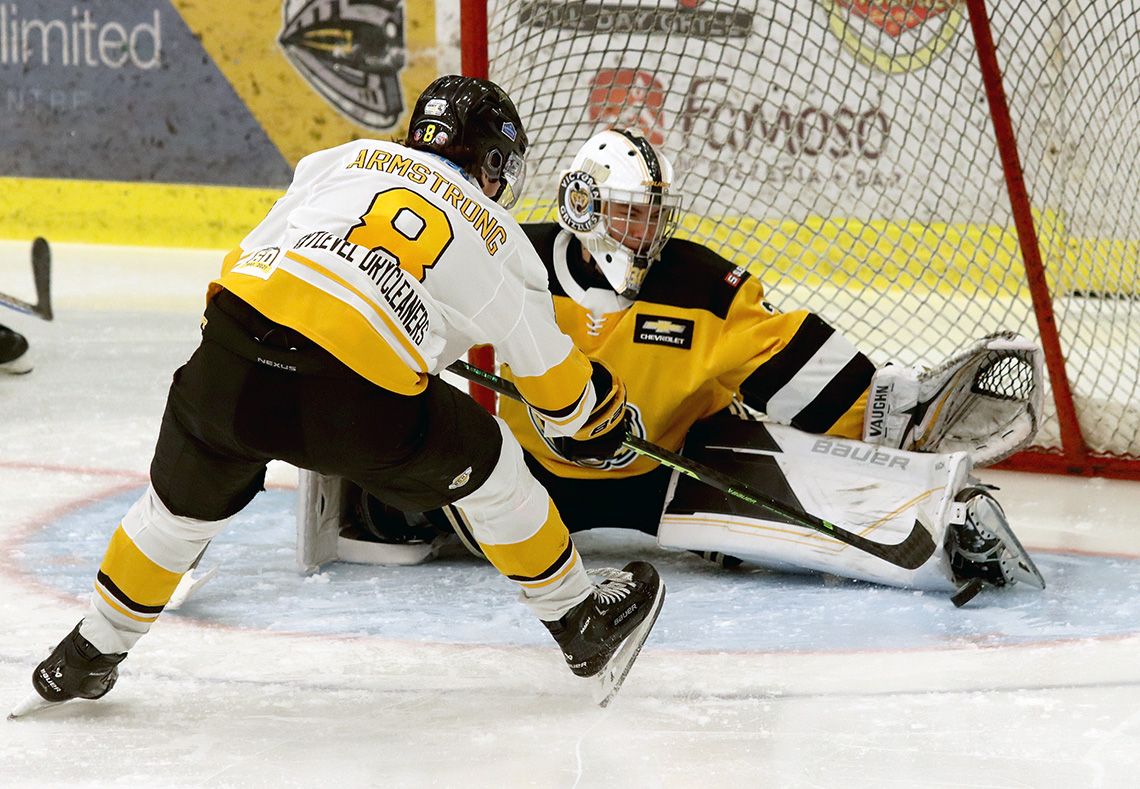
left=482, top=243, right=628, bottom=460
left=723, top=277, right=1042, bottom=465
left=722, top=277, right=875, bottom=438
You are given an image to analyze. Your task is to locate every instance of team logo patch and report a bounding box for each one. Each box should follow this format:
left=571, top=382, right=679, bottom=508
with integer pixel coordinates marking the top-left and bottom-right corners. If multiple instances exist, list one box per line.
left=634, top=315, right=694, bottom=349
left=724, top=264, right=748, bottom=287
left=558, top=170, right=602, bottom=233
left=448, top=466, right=473, bottom=490
left=278, top=0, right=407, bottom=130
left=501, top=121, right=518, bottom=141
left=231, top=246, right=281, bottom=280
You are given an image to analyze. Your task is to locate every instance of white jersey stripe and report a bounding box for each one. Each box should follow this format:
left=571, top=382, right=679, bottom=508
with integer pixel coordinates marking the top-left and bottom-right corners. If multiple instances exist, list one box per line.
left=764, top=332, right=860, bottom=424
left=281, top=251, right=429, bottom=372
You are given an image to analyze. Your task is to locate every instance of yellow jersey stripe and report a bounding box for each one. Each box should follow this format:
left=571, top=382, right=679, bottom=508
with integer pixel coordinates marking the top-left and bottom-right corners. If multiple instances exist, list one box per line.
left=512, top=349, right=594, bottom=421
left=215, top=267, right=427, bottom=395
left=478, top=499, right=574, bottom=579
left=282, top=250, right=428, bottom=371
left=98, top=526, right=184, bottom=608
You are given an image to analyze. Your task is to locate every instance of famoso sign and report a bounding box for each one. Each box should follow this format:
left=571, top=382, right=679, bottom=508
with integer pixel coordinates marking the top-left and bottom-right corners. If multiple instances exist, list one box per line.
left=680, top=76, right=891, bottom=160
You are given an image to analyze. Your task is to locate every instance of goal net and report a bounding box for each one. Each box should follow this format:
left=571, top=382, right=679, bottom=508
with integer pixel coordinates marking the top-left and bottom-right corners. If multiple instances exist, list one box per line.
left=479, top=0, right=1140, bottom=478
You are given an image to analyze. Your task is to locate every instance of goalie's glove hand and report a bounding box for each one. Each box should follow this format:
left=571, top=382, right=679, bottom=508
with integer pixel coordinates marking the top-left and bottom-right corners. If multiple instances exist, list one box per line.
left=552, top=359, right=630, bottom=464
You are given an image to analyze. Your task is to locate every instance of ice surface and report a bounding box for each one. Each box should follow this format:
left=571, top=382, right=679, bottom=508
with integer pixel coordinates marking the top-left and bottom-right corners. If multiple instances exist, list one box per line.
left=1, top=241, right=1138, bottom=788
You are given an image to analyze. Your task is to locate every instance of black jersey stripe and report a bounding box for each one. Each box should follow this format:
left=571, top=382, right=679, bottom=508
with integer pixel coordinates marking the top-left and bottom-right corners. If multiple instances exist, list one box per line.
left=96, top=571, right=166, bottom=615
left=738, top=313, right=836, bottom=413
left=790, top=352, right=876, bottom=433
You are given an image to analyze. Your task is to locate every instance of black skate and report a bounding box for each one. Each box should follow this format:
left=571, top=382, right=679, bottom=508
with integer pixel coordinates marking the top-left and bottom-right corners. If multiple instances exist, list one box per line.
left=10, top=624, right=127, bottom=718
left=946, top=487, right=1045, bottom=607
left=0, top=324, right=32, bottom=375
left=543, top=561, right=665, bottom=707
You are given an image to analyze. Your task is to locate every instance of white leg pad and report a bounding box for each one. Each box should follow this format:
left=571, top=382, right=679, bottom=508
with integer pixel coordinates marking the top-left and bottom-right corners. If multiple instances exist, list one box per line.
left=659, top=425, right=973, bottom=591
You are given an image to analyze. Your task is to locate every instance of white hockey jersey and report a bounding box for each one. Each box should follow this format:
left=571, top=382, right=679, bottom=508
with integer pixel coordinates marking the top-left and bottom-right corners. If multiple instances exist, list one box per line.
left=210, top=140, right=599, bottom=435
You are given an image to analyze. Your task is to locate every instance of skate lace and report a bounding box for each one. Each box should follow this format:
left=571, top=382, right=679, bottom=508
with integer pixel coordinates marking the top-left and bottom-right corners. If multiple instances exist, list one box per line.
left=587, top=568, right=635, bottom=605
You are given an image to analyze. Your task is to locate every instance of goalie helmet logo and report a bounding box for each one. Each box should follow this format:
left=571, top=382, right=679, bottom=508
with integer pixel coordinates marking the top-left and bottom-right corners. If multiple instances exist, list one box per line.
left=278, top=0, right=406, bottom=130
left=558, top=171, right=602, bottom=233
left=825, top=0, right=965, bottom=74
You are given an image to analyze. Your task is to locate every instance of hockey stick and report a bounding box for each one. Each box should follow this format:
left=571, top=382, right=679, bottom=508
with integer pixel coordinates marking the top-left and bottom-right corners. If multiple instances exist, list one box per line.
left=0, top=237, right=53, bottom=320
left=447, top=359, right=937, bottom=570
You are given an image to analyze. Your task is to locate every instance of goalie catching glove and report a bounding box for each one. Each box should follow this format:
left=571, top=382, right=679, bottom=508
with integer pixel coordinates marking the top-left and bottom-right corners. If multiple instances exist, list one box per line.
left=862, top=331, right=1043, bottom=466
left=547, top=359, right=631, bottom=463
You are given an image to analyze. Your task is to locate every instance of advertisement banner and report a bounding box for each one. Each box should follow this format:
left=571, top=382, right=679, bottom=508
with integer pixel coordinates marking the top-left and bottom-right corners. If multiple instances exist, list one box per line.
left=1, top=0, right=453, bottom=244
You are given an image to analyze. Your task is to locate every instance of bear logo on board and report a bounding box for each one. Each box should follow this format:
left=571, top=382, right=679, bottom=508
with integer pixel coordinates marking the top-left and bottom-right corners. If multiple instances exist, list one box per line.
left=278, top=0, right=406, bottom=130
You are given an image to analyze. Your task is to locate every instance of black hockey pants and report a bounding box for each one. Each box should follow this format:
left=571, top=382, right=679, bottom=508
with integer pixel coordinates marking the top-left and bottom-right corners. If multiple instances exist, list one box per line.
left=148, top=290, right=502, bottom=522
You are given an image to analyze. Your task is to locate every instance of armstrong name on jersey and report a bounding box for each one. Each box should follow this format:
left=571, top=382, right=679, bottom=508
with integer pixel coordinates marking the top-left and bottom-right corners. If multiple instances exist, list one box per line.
left=346, top=147, right=508, bottom=256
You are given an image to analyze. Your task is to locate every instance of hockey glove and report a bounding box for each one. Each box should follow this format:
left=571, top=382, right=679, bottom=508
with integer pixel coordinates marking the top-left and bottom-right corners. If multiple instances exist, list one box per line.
left=862, top=332, right=1043, bottom=466
left=552, top=359, right=630, bottom=463
left=552, top=409, right=632, bottom=462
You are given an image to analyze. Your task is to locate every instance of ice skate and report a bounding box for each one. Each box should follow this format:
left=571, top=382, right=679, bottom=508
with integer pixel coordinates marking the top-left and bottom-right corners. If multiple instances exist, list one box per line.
left=0, top=324, right=32, bottom=375
left=337, top=493, right=455, bottom=566
left=543, top=561, right=665, bottom=707
left=10, top=623, right=127, bottom=718
left=946, top=486, right=1045, bottom=606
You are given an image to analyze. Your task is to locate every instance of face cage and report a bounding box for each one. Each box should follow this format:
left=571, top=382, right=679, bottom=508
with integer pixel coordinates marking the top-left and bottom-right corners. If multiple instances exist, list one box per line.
left=600, top=188, right=681, bottom=260
left=491, top=151, right=527, bottom=210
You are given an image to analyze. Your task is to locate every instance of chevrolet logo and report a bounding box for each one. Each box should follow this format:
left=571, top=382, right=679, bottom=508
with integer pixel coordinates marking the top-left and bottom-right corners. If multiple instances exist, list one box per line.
left=641, top=319, right=686, bottom=334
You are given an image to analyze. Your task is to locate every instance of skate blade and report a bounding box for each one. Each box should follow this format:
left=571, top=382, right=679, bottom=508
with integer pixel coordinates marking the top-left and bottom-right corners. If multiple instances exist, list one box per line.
left=972, top=495, right=1046, bottom=590
left=593, top=581, right=666, bottom=709
left=984, top=505, right=1045, bottom=590
left=8, top=693, right=72, bottom=720
left=166, top=565, right=220, bottom=611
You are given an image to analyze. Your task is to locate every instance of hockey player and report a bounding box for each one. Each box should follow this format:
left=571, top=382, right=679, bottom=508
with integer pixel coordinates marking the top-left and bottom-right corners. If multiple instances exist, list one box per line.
left=329, top=128, right=1044, bottom=601
left=15, top=81, right=666, bottom=717
left=0, top=323, right=32, bottom=374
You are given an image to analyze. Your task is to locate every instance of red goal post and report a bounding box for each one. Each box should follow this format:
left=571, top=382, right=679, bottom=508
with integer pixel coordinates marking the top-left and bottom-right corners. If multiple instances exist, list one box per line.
left=461, top=0, right=1140, bottom=480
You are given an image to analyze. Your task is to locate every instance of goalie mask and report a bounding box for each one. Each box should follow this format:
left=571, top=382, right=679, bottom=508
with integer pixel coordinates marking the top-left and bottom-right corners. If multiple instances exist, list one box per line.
left=557, top=129, right=681, bottom=298
left=405, top=75, right=529, bottom=209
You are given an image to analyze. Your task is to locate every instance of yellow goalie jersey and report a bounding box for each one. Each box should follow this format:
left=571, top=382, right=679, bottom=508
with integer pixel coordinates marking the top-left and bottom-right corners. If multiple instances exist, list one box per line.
left=208, top=141, right=600, bottom=436
left=500, top=224, right=877, bottom=479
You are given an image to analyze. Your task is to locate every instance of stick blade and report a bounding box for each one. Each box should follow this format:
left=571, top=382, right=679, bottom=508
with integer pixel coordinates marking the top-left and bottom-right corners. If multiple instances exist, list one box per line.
left=31, top=237, right=52, bottom=321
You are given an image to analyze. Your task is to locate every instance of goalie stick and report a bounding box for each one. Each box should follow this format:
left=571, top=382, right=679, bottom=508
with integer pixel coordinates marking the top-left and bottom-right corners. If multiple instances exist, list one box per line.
left=446, top=360, right=937, bottom=570
left=0, top=237, right=53, bottom=321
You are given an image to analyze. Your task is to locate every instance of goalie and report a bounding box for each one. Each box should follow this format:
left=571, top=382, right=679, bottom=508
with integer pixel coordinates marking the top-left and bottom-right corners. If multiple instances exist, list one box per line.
left=305, top=128, right=1045, bottom=602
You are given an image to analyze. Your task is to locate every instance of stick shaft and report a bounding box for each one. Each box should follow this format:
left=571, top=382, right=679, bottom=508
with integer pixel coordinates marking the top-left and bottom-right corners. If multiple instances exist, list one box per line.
left=445, top=359, right=935, bottom=569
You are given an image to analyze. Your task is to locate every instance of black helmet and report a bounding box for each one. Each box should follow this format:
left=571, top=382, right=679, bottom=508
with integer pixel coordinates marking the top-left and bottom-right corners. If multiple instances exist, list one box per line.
left=405, top=75, right=529, bottom=208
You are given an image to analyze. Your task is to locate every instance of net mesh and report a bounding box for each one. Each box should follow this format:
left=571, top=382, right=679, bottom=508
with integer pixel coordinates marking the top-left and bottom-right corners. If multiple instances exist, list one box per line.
left=486, top=0, right=1140, bottom=463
